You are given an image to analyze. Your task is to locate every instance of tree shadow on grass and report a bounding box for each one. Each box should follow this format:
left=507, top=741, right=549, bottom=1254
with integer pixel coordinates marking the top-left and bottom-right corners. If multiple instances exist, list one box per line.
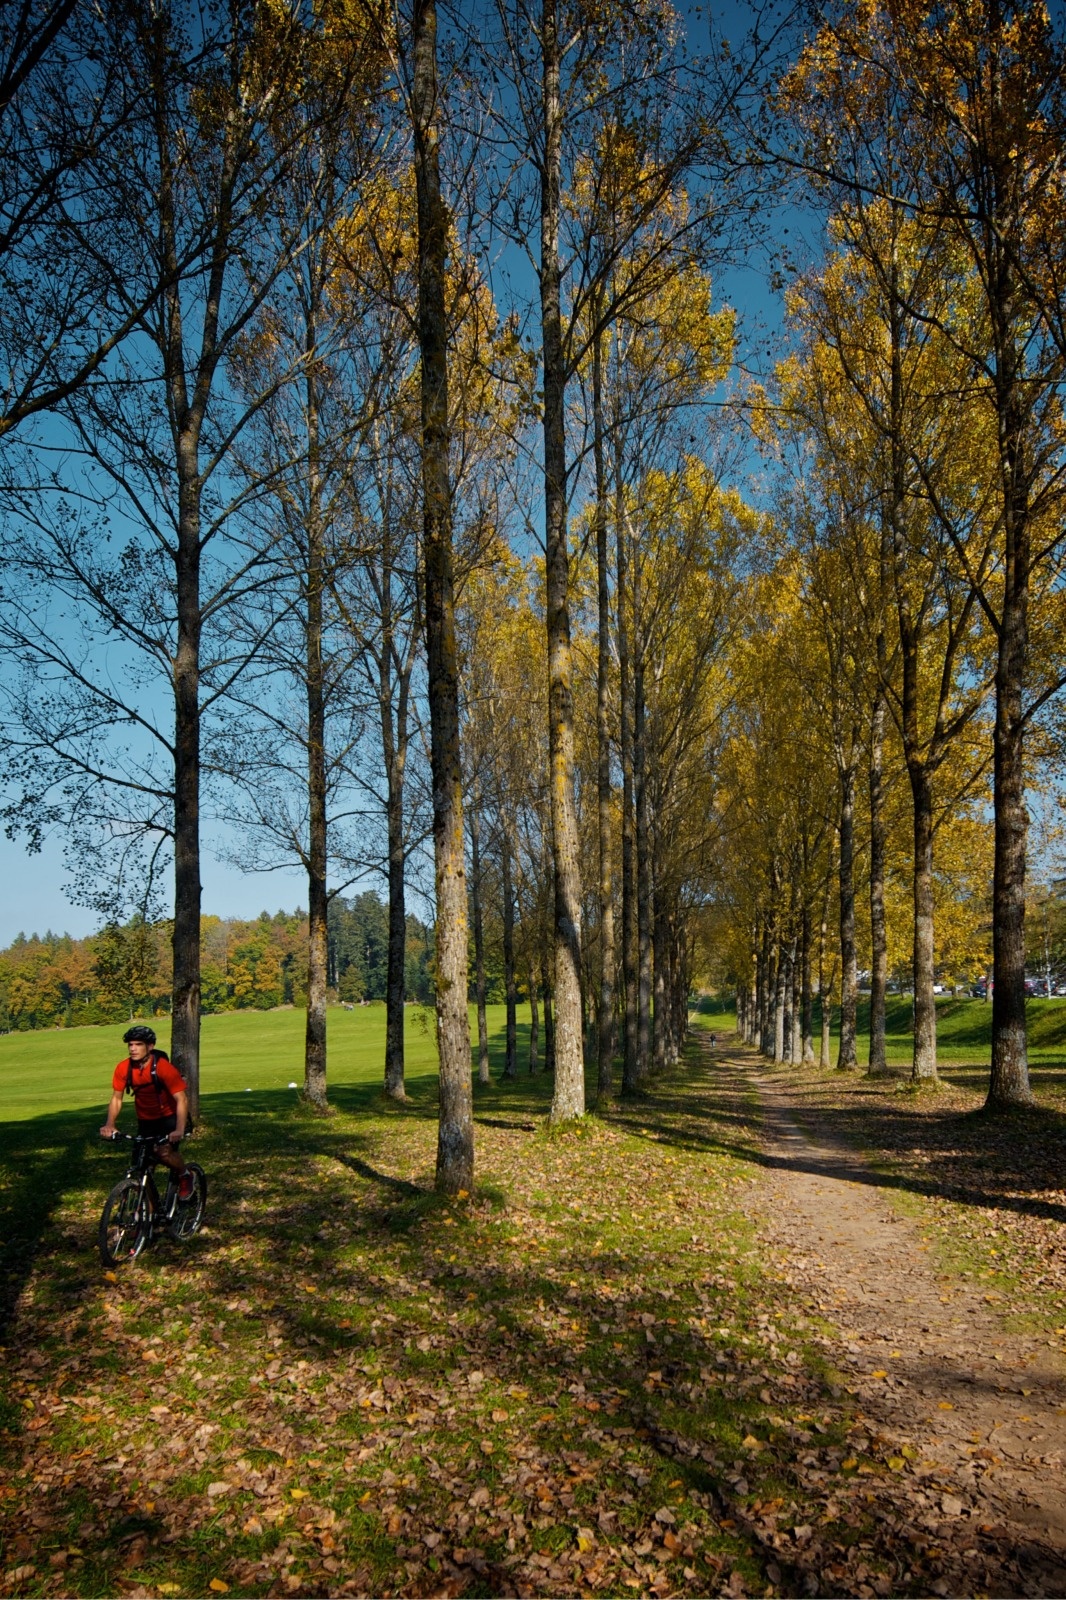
left=0, top=1108, right=106, bottom=1342
left=689, top=1047, right=1066, bottom=1224
left=7, top=1070, right=1062, bottom=1598
left=0, top=1013, right=560, bottom=1345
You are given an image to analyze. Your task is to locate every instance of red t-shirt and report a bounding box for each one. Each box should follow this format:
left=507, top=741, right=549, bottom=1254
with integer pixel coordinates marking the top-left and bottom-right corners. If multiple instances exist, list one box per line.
left=112, top=1052, right=187, bottom=1121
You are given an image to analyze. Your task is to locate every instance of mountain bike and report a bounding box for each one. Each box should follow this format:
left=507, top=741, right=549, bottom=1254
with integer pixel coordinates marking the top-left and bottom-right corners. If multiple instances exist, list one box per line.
left=98, top=1132, right=207, bottom=1267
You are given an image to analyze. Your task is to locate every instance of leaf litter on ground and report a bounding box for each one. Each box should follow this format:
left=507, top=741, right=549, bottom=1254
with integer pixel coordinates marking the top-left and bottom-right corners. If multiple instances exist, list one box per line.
left=2, top=1038, right=1064, bottom=1597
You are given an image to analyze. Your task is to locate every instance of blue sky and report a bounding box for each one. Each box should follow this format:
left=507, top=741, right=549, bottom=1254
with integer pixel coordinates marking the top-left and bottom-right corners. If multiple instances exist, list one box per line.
left=0, top=830, right=311, bottom=945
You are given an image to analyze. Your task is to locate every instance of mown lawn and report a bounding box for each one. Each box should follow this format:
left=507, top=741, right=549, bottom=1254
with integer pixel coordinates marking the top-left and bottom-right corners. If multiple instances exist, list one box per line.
left=0, top=1004, right=452, bottom=1124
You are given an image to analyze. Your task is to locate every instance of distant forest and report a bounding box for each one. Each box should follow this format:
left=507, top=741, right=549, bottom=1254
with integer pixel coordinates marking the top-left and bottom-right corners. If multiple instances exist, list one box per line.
left=0, top=893, right=440, bottom=1032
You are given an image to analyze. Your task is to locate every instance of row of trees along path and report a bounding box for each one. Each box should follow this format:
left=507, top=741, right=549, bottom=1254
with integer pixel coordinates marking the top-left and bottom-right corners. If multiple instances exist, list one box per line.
left=2, top=0, right=1066, bottom=1195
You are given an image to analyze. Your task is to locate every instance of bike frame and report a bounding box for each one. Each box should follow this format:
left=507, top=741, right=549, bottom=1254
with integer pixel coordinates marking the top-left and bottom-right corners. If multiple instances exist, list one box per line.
left=110, top=1133, right=185, bottom=1228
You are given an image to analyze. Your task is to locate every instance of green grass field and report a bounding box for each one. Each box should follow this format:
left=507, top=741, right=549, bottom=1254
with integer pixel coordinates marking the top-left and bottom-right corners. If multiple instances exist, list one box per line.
left=0, top=1003, right=459, bottom=1124
left=5, top=992, right=1066, bottom=1125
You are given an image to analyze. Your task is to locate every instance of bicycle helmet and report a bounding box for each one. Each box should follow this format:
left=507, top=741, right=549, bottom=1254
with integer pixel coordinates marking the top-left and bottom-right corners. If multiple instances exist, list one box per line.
left=123, top=1024, right=157, bottom=1045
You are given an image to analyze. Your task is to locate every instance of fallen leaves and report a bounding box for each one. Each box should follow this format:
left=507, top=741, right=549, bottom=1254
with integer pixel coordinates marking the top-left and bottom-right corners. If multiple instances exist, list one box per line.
left=4, top=1045, right=1063, bottom=1600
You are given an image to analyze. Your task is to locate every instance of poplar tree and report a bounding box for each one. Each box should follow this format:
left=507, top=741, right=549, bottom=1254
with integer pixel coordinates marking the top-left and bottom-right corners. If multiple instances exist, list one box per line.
left=410, top=0, right=473, bottom=1190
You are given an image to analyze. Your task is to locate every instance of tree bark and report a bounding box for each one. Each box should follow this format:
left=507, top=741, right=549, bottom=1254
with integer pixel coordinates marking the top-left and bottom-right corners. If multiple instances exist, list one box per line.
left=528, top=958, right=539, bottom=1073
left=818, top=873, right=833, bottom=1069
left=761, top=923, right=775, bottom=1057
left=382, top=640, right=408, bottom=1102
left=837, top=763, right=858, bottom=1071
left=634, top=649, right=652, bottom=1079
left=821, top=964, right=835, bottom=1069
left=756, top=919, right=769, bottom=1053
left=539, top=0, right=584, bottom=1120
left=592, top=321, right=615, bottom=1103
left=303, top=354, right=328, bottom=1112
left=470, top=795, right=490, bottom=1085
left=781, top=933, right=794, bottom=1065
left=988, top=590, right=1033, bottom=1105
left=501, top=828, right=517, bottom=1079
left=617, top=476, right=639, bottom=1093
left=867, top=691, right=889, bottom=1076
left=801, top=904, right=814, bottom=1063
left=541, top=938, right=555, bottom=1075
left=790, top=936, right=802, bottom=1064
left=412, top=0, right=473, bottom=1192
left=773, top=940, right=786, bottom=1064
left=909, top=759, right=938, bottom=1083
left=172, top=438, right=202, bottom=1120
left=653, top=891, right=668, bottom=1075
left=986, top=258, right=1034, bottom=1107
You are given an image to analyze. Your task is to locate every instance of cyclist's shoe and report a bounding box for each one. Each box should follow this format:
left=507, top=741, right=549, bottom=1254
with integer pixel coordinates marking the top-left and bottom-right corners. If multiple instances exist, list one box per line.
left=178, top=1172, right=195, bottom=1202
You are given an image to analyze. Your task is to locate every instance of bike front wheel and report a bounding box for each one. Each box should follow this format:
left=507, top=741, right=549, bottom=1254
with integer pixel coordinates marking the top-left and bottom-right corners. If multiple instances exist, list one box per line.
left=168, top=1163, right=207, bottom=1241
left=99, top=1179, right=149, bottom=1266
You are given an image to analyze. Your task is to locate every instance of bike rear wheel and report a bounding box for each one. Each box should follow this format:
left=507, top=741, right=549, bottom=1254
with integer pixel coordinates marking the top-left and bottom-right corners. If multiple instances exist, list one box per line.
left=99, top=1179, right=149, bottom=1266
left=168, top=1163, right=207, bottom=1240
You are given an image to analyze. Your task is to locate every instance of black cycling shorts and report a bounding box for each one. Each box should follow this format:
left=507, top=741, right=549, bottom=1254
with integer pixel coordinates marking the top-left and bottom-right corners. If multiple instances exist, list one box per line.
left=137, top=1114, right=178, bottom=1144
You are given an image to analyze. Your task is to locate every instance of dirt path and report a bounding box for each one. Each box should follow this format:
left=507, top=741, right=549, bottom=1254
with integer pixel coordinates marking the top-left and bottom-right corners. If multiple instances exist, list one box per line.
left=732, top=1049, right=1066, bottom=1597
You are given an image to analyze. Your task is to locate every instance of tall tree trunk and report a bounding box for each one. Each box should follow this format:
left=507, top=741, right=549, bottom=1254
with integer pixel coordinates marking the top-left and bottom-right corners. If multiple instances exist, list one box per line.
left=909, top=760, right=938, bottom=1083
left=837, top=764, right=858, bottom=1071
left=801, top=904, right=814, bottom=1063
left=761, top=924, right=775, bottom=1057
left=756, top=919, right=768, bottom=1052
left=412, top=0, right=472, bottom=1192
left=592, top=322, right=615, bottom=1103
left=773, top=941, right=786, bottom=1063
left=634, top=651, right=652, bottom=1078
left=501, top=829, right=517, bottom=1079
left=171, top=432, right=202, bottom=1120
left=303, top=356, right=328, bottom=1111
left=987, top=553, right=1033, bottom=1106
left=528, top=958, right=539, bottom=1073
left=382, top=697, right=408, bottom=1101
left=540, top=0, right=584, bottom=1120
left=541, top=937, right=555, bottom=1075
left=821, top=963, right=835, bottom=1070
left=470, top=795, right=490, bottom=1085
left=781, top=934, right=793, bottom=1065
left=618, top=485, right=638, bottom=1093
left=668, top=910, right=683, bottom=1064
left=791, top=937, right=802, bottom=1064
left=653, top=891, right=668, bottom=1074
left=818, top=874, right=833, bottom=1069
left=867, top=691, right=889, bottom=1076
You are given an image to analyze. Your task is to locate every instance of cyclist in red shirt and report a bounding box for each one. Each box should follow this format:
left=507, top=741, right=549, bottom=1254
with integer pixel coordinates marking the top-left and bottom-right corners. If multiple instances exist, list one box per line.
left=100, top=1025, right=194, bottom=1200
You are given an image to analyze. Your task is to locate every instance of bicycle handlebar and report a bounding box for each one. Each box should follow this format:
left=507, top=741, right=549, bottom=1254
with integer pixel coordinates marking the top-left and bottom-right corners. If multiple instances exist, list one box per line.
left=99, top=1130, right=192, bottom=1144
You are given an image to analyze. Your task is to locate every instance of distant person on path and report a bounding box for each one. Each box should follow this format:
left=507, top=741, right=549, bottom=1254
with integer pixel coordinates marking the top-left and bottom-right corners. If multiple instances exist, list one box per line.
left=710, top=1032, right=717, bottom=1050
left=100, top=1025, right=193, bottom=1199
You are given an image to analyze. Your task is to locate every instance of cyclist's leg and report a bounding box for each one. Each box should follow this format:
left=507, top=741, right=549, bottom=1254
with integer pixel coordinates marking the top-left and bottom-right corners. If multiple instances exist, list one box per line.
left=138, top=1116, right=187, bottom=1192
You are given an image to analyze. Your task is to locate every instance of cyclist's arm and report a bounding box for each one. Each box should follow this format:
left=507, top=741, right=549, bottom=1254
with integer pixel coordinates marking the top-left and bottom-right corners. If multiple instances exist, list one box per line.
left=169, top=1090, right=188, bottom=1140
left=100, top=1090, right=123, bottom=1138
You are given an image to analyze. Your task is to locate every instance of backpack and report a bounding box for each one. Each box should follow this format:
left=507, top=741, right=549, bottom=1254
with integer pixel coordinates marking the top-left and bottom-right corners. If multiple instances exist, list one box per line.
left=125, top=1049, right=193, bottom=1132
